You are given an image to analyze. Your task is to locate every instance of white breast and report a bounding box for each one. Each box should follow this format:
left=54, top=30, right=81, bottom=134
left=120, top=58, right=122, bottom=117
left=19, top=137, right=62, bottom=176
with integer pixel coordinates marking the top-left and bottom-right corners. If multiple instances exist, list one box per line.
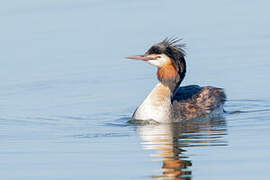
left=132, top=83, right=172, bottom=123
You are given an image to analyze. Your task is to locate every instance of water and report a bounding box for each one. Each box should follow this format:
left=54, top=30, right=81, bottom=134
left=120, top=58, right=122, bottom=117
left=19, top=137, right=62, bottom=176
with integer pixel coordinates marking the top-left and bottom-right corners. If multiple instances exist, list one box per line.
left=1, top=1, right=270, bottom=179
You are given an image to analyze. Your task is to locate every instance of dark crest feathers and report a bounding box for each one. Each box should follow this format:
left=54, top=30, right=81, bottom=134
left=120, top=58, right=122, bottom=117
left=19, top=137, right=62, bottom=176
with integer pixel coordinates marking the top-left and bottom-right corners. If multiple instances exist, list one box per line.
left=146, top=37, right=187, bottom=88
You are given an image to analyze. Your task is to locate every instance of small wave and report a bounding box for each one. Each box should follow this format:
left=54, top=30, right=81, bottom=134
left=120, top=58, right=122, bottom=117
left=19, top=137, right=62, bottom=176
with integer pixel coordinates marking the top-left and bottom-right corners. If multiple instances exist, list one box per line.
left=225, top=99, right=270, bottom=115
left=72, top=132, right=130, bottom=139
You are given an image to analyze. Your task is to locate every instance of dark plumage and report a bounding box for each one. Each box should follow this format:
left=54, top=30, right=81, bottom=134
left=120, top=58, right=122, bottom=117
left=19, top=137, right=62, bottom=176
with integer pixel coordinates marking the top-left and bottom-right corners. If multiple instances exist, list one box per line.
left=172, top=85, right=226, bottom=120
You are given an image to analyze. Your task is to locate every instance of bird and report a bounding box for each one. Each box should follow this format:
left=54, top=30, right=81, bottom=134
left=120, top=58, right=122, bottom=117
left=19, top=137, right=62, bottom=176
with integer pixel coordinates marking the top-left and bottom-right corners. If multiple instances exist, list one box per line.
left=126, top=38, right=226, bottom=123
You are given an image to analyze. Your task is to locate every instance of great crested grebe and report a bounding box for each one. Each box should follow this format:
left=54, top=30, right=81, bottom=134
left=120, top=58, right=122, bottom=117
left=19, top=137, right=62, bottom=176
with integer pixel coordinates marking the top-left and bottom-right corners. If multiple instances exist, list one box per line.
left=126, top=38, right=226, bottom=123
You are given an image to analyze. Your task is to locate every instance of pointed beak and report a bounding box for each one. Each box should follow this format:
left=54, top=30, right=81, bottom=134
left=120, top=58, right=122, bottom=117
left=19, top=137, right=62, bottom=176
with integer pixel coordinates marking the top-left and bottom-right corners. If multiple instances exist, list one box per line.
left=125, top=55, right=153, bottom=61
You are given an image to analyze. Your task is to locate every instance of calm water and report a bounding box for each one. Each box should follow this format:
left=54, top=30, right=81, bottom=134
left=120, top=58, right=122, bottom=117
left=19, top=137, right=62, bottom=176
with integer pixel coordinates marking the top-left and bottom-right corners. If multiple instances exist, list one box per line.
left=1, top=1, right=270, bottom=179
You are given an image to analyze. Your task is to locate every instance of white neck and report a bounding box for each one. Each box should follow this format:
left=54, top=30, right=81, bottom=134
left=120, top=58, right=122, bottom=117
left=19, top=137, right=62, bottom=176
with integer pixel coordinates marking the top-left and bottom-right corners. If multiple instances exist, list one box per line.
left=132, top=83, right=173, bottom=123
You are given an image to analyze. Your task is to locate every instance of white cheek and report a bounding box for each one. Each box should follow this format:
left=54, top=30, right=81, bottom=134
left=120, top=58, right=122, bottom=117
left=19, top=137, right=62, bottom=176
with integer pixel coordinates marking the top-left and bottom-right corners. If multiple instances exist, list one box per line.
left=147, top=56, right=169, bottom=67
left=148, top=60, right=162, bottom=67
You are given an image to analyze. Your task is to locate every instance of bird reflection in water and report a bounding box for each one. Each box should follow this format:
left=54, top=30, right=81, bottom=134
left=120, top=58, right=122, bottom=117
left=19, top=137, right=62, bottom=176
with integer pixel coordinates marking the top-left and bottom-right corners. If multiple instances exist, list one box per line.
left=136, top=116, right=227, bottom=180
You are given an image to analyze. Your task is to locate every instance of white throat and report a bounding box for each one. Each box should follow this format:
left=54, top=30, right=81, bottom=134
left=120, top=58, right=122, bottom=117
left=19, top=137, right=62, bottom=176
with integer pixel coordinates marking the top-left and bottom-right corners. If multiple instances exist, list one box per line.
left=132, top=83, right=173, bottom=123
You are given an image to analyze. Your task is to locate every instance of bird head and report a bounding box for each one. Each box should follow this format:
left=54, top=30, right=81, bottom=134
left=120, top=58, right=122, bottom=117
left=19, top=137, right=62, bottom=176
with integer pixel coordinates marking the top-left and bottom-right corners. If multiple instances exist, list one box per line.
left=126, top=38, right=186, bottom=89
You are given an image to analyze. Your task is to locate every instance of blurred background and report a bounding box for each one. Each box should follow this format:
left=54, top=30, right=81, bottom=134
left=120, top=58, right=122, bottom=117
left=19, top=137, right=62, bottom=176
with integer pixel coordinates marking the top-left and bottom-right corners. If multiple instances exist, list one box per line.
left=0, top=1, right=270, bottom=179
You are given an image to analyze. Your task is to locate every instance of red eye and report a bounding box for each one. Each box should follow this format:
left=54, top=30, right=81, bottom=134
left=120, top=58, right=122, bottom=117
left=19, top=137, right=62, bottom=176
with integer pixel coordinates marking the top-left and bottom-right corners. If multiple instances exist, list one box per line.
left=156, top=55, right=161, bottom=59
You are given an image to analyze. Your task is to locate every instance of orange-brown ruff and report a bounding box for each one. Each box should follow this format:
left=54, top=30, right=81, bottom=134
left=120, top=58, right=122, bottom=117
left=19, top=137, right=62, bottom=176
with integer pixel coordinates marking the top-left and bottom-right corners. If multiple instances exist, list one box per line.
left=126, top=38, right=226, bottom=123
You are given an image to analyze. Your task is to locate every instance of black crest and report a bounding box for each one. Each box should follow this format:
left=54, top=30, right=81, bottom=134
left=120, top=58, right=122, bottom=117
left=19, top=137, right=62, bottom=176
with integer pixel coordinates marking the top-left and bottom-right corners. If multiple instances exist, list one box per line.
left=146, top=37, right=186, bottom=58
left=146, top=38, right=187, bottom=86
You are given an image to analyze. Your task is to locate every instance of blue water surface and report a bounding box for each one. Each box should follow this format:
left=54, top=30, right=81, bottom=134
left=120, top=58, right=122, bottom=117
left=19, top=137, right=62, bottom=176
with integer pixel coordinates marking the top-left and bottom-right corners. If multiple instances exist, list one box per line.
left=1, top=1, right=270, bottom=179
